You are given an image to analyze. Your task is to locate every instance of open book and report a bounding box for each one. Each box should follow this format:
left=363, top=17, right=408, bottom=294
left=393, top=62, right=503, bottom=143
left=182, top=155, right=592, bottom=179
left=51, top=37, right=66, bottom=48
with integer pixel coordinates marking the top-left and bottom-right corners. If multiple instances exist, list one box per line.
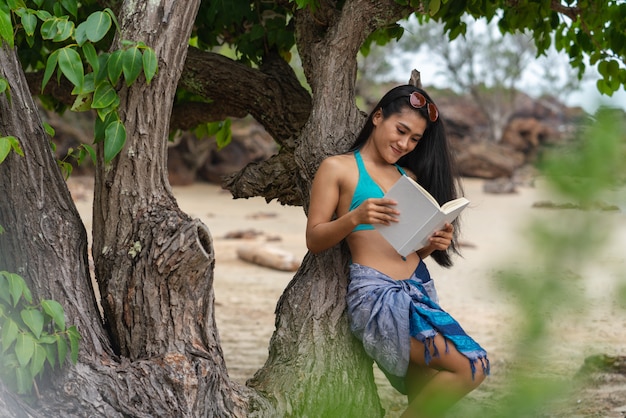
left=374, top=175, right=469, bottom=257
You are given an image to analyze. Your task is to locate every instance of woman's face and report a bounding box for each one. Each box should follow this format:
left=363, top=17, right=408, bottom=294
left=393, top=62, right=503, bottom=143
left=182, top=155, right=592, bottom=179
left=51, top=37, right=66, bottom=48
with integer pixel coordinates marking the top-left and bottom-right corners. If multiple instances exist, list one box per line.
left=371, top=107, right=427, bottom=163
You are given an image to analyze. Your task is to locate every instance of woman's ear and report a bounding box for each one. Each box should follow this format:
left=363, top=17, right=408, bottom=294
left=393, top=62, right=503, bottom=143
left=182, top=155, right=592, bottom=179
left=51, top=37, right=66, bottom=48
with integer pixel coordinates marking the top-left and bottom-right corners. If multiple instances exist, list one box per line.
left=372, top=109, right=383, bottom=126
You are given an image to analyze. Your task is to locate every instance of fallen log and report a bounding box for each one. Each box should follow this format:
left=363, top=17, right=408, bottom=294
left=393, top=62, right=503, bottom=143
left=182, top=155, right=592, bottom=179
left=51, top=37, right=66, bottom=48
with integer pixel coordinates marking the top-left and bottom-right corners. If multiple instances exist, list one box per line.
left=236, top=244, right=301, bottom=271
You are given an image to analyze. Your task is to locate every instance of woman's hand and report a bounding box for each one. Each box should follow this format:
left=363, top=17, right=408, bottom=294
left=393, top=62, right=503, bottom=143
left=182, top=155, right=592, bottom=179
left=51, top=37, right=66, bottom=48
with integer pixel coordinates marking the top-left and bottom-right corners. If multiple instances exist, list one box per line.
left=416, top=223, right=454, bottom=259
left=353, top=197, right=400, bottom=227
left=428, top=222, right=454, bottom=251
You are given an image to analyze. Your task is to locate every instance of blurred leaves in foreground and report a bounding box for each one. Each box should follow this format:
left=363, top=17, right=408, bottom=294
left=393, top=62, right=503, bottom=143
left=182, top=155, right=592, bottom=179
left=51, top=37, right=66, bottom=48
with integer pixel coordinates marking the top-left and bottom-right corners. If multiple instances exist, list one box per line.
left=469, top=107, right=625, bottom=417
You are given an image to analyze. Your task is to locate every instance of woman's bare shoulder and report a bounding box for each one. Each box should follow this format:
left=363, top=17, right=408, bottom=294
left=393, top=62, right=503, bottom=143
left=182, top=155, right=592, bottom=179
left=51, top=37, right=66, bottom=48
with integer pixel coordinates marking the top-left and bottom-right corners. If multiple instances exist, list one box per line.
left=318, top=153, right=355, bottom=173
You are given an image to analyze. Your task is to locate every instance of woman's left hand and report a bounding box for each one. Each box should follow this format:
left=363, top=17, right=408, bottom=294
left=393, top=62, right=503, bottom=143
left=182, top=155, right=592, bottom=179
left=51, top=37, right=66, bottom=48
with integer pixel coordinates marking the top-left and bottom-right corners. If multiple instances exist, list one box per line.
left=428, top=223, right=454, bottom=251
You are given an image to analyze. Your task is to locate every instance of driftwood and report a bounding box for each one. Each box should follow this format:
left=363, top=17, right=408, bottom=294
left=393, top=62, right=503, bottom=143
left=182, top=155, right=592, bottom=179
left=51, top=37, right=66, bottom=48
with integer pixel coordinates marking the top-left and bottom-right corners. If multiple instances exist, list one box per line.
left=236, top=244, right=301, bottom=271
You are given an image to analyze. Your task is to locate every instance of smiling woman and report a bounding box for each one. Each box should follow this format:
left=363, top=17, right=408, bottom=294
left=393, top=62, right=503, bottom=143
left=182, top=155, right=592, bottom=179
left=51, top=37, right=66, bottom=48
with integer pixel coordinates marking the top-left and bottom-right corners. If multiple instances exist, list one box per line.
left=306, top=84, right=489, bottom=417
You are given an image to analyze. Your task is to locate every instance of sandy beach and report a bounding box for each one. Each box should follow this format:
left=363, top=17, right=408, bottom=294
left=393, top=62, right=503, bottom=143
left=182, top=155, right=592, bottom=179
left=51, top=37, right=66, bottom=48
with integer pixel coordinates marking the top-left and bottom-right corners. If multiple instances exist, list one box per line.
left=70, top=176, right=626, bottom=417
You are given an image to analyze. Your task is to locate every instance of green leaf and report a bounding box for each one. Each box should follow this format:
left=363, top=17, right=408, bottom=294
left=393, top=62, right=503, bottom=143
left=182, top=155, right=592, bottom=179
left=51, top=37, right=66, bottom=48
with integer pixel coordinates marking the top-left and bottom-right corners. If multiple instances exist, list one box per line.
left=10, top=138, right=24, bottom=157
left=104, top=8, right=120, bottom=31
left=0, top=272, right=10, bottom=303
left=43, top=122, right=55, bottom=137
left=85, top=11, right=112, bottom=43
left=56, top=334, right=67, bottom=366
left=30, top=343, right=46, bottom=378
left=40, top=18, right=58, bottom=40
left=0, top=5, right=14, bottom=48
left=52, top=2, right=63, bottom=17
left=216, top=119, right=232, bottom=149
left=44, top=342, right=56, bottom=369
left=20, top=309, right=44, bottom=339
left=41, top=299, right=66, bottom=331
left=10, top=273, right=31, bottom=303
left=142, top=47, right=157, bottom=84
left=15, top=333, right=35, bottom=367
left=82, top=42, right=99, bottom=73
left=91, top=80, right=117, bottom=109
left=122, top=46, right=143, bottom=86
left=1, top=318, right=19, bottom=352
left=107, top=50, right=124, bottom=85
left=58, top=47, right=84, bottom=91
left=96, top=104, right=117, bottom=123
left=80, top=72, right=95, bottom=94
left=33, top=9, right=51, bottom=19
left=0, top=77, right=7, bottom=94
left=15, top=366, right=32, bottom=394
left=429, top=0, right=441, bottom=15
left=94, top=111, right=116, bottom=142
left=42, top=50, right=59, bottom=92
left=104, top=120, right=126, bottom=163
left=74, top=20, right=88, bottom=46
left=0, top=136, right=11, bottom=164
left=53, top=19, right=74, bottom=42
left=60, top=0, right=78, bottom=18
left=67, top=325, right=80, bottom=364
left=82, top=144, right=96, bottom=164
left=7, top=0, right=27, bottom=9
left=21, top=11, right=37, bottom=37
left=7, top=273, right=26, bottom=307
left=71, top=93, right=92, bottom=112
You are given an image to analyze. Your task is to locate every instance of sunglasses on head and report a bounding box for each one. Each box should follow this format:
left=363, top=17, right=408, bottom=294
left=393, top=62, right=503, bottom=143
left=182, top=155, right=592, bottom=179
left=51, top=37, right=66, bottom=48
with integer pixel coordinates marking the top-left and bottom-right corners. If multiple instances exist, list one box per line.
left=409, top=91, right=439, bottom=122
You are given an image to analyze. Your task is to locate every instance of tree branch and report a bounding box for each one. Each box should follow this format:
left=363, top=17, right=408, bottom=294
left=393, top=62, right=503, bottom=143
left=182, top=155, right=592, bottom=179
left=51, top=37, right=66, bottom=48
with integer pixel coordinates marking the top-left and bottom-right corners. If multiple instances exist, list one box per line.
left=177, top=48, right=311, bottom=148
left=550, top=0, right=580, bottom=21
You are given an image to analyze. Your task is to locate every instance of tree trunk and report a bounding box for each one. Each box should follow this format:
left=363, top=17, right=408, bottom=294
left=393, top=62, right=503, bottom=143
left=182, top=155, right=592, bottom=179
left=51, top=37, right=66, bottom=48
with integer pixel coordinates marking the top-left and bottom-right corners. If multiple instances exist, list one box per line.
left=247, top=1, right=411, bottom=416
left=0, top=1, right=265, bottom=416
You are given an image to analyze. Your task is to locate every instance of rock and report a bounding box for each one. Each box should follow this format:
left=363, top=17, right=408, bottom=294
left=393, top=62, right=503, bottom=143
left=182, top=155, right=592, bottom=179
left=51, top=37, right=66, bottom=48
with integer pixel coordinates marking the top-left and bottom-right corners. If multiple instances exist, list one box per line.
left=483, top=178, right=517, bottom=194
left=500, top=117, right=557, bottom=161
left=452, top=140, right=525, bottom=179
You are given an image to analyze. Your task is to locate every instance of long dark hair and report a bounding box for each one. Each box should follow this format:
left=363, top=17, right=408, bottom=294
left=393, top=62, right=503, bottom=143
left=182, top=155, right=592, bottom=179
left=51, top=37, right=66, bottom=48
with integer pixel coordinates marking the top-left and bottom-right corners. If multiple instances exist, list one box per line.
left=350, top=85, right=462, bottom=267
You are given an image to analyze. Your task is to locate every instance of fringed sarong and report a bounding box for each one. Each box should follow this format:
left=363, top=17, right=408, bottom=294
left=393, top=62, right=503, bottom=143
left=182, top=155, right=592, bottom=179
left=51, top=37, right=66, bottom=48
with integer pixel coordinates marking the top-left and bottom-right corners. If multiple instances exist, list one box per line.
left=346, top=260, right=490, bottom=394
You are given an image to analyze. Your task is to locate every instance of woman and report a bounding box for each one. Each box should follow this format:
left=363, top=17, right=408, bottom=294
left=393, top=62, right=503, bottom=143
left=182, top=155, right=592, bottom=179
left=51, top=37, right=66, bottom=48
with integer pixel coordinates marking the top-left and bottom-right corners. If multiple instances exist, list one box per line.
left=306, top=85, right=489, bottom=417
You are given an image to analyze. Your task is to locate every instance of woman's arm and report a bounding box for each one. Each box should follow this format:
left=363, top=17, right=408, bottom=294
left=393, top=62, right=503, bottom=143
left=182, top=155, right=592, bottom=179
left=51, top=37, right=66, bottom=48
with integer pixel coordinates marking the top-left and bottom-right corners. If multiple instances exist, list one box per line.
left=306, top=157, right=400, bottom=253
left=306, top=158, right=358, bottom=253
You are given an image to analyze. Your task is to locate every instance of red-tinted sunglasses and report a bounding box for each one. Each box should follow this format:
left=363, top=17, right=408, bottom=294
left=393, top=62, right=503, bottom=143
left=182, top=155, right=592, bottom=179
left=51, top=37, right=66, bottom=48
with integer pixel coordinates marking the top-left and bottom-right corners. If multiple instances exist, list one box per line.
left=409, top=91, right=439, bottom=122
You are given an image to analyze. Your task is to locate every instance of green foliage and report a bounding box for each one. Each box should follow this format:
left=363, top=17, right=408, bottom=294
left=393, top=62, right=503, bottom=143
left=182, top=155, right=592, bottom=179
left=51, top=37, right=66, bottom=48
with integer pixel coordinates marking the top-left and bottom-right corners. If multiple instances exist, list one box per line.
left=484, top=109, right=626, bottom=417
left=193, top=119, right=233, bottom=149
left=194, top=0, right=295, bottom=65
left=0, top=271, right=80, bottom=395
left=1, top=1, right=158, bottom=165
left=405, top=0, right=626, bottom=96
left=0, top=135, right=23, bottom=164
left=57, top=143, right=95, bottom=179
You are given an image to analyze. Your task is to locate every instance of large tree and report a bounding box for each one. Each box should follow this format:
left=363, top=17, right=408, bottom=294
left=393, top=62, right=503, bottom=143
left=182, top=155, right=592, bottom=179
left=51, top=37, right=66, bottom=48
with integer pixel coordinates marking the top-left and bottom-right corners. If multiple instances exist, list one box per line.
left=1, top=0, right=624, bottom=416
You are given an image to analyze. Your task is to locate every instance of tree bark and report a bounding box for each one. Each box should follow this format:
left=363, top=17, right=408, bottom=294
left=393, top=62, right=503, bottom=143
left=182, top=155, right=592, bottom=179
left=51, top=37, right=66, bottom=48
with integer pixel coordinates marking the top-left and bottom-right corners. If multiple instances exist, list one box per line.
left=247, top=1, right=413, bottom=416
left=0, top=1, right=265, bottom=416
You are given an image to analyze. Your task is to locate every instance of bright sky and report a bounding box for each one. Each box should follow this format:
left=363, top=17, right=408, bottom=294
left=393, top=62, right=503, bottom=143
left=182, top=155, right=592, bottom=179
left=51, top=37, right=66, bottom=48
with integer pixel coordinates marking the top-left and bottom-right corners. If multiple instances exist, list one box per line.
left=395, top=48, right=626, bottom=114
left=391, top=16, right=626, bottom=114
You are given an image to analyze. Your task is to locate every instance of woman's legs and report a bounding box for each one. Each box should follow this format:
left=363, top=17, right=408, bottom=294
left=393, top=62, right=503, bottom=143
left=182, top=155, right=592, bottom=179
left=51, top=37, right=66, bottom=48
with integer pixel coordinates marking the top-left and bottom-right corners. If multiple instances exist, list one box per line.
left=401, top=334, right=486, bottom=418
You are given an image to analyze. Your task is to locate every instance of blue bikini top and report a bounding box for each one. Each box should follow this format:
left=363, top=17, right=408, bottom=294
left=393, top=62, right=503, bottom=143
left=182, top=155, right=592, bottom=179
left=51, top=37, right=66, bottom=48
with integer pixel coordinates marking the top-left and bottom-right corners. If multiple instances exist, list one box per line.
left=348, top=150, right=406, bottom=232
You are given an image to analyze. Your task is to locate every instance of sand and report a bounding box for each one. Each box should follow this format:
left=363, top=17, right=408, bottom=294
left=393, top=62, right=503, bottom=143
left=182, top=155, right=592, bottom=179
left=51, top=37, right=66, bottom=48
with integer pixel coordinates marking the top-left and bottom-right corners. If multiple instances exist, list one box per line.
left=69, top=177, right=626, bottom=417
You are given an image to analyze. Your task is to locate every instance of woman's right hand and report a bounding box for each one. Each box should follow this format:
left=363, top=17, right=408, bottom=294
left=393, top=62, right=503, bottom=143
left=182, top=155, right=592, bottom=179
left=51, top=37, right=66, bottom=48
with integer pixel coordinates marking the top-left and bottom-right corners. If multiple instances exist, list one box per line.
left=353, top=197, right=400, bottom=227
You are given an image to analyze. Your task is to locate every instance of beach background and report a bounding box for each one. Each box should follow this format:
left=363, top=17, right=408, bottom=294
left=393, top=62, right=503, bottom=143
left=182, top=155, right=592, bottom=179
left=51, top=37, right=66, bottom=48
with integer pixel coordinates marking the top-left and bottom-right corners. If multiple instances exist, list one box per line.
left=69, top=176, right=626, bottom=417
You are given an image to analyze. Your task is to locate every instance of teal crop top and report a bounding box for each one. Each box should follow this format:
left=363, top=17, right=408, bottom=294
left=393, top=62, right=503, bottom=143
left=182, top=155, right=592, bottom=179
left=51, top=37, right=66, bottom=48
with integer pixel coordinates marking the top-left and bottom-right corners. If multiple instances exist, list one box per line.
left=349, top=150, right=406, bottom=232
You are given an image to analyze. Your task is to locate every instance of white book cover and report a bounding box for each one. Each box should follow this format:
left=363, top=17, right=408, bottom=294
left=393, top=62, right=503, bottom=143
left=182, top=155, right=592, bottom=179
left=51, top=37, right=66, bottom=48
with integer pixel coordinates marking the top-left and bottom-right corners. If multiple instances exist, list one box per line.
left=374, top=175, right=469, bottom=257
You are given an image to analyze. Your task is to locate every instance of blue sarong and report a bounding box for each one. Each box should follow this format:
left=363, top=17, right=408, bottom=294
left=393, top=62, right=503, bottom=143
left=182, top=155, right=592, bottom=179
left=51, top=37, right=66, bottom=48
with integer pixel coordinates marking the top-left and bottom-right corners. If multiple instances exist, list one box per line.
left=346, top=260, right=489, bottom=394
